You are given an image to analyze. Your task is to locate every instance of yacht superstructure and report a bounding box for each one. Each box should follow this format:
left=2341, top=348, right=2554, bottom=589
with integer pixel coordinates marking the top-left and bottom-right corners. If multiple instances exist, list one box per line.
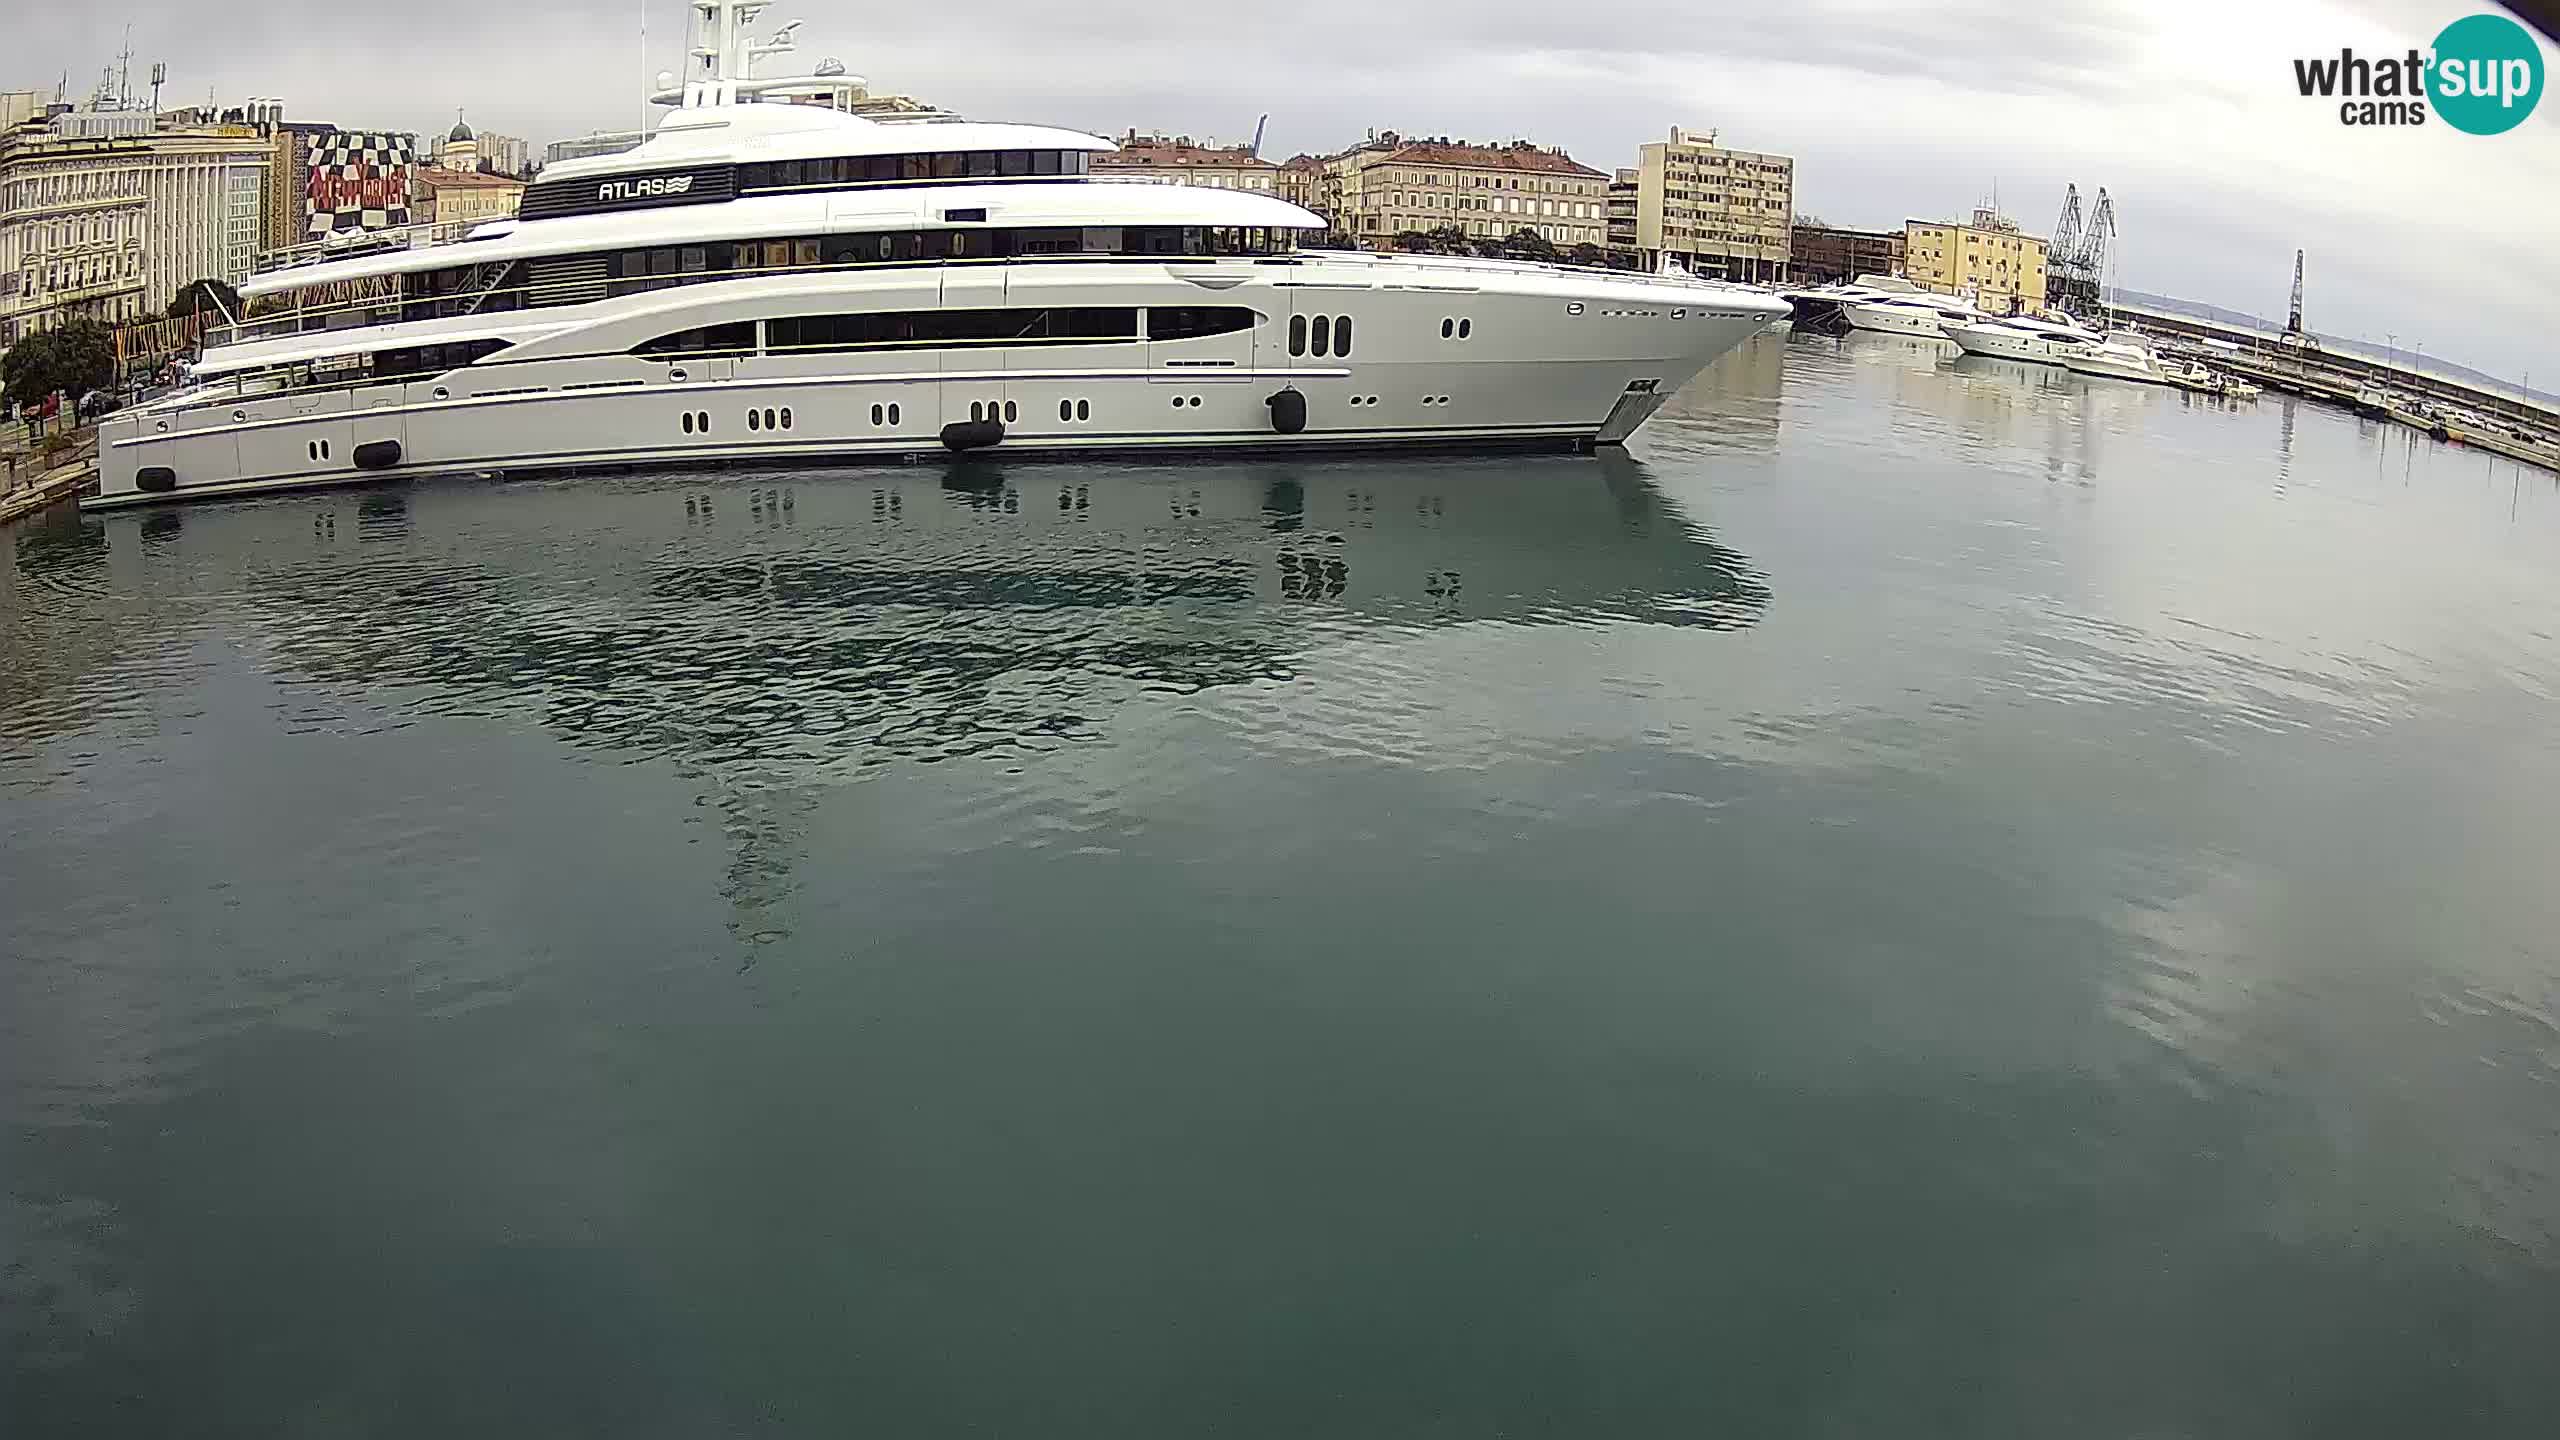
left=88, top=1, right=1784, bottom=510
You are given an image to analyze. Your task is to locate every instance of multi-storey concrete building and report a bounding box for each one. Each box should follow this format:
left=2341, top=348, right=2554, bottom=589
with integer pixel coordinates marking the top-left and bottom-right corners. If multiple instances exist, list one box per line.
left=1276, top=154, right=1322, bottom=216
left=140, top=126, right=269, bottom=312
left=1091, top=131, right=1278, bottom=193
left=1323, top=133, right=1608, bottom=249
left=1633, top=126, right=1794, bottom=282
left=476, top=130, right=530, bottom=178
left=1789, top=224, right=1907, bottom=286
left=1904, top=207, right=2047, bottom=316
left=1606, top=168, right=1639, bottom=268
left=0, top=115, right=151, bottom=343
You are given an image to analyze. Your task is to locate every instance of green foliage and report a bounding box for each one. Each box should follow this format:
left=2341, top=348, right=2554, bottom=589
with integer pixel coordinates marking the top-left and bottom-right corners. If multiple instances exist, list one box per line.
left=1502, top=227, right=1558, bottom=263
left=2, top=317, right=116, bottom=413
left=168, top=277, right=242, bottom=321
left=1567, top=242, right=1608, bottom=268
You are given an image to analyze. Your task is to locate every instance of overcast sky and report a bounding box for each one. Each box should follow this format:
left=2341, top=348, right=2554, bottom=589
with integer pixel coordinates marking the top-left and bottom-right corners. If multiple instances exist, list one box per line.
left=18, top=1, right=2557, bottom=382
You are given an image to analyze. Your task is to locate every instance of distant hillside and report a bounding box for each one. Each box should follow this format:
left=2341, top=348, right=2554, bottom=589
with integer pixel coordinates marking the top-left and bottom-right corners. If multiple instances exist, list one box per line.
left=2114, top=289, right=2554, bottom=406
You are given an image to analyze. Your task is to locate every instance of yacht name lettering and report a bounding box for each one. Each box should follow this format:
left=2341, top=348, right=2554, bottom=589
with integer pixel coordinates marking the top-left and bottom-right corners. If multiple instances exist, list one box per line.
left=597, top=176, right=697, bottom=202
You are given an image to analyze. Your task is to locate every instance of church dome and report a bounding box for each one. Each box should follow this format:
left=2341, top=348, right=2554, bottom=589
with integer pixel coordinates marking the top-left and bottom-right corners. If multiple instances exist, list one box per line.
left=447, top=113, right=474, bottom=144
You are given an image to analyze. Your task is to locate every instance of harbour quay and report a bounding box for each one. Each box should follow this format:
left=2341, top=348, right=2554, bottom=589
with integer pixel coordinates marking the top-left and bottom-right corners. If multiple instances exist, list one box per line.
left=2115, top=300, right=2560, bottom=467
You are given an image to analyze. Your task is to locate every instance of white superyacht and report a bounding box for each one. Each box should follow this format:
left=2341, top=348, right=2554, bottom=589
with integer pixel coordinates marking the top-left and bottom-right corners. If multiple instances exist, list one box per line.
left=88, top=0, right=1786, bottom=510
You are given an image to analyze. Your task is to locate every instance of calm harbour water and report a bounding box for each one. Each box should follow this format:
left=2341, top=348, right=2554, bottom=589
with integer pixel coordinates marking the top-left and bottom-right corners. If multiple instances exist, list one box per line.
left=7, top=332, right=2560, bottom=1436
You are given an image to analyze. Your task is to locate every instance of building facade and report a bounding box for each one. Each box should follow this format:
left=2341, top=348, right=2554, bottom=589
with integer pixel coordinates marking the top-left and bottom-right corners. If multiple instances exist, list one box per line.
left=1090, top=132, right=1277, bottom=193
left=415, top=164, right=524, bottom=224
left=1606, top=167, right=1639, bottom=268
left=1634, top=126, right=1793, bottom=282
left=1276, top=154, right=1321, bottom=215
left=1323, top=134, right=1607, bottom=249
left=0, top=119, right=151, bottom=343
left=300, top=131, right=417, bottom=243
left=1789, top=224, right=1907, bottom=285
left=1904, top=207, right=2047, bottom=316
left=140, top=127, right=269, bottom=312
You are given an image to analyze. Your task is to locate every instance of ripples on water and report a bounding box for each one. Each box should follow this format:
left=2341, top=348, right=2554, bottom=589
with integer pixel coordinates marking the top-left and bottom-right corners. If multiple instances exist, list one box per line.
left=7, top=333, right=2560, bottom=1434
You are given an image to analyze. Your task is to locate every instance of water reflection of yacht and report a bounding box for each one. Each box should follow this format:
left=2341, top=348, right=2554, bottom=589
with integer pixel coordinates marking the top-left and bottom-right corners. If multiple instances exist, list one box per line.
left=88, top=458, right=1769, bottom=746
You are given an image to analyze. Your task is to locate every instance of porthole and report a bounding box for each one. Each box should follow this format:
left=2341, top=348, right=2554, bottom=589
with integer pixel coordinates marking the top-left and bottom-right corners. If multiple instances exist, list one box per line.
left=1060, top=398, right=1074, bottom=421
left=1075, top=399, right=1089, bottom=421
left=748, top=409, right=761, bottom=431
left=697, top=411, right=711, bottom=432
left=970, top=401, right=984, bottom=422
left=1441, top=318, right=1454, bottom=339
left=1289, top=315, right=1307, bottom=356
left=683, top=412, right=696, bottom=434
left=779, top=407, right=792, bottom=430
left=1333, top=316, right=1352, bottom=356
left=765, top=408, right=779, bottom=430
left=1457, top=318, right=1472, bottom=339
left=1003, top=400, right=1017, bottom=424
left=888, top=403, right=901, bottom=424
left=1311, top=315, right=1330, bottom=358
left=871, top=403, right=884, bottom=425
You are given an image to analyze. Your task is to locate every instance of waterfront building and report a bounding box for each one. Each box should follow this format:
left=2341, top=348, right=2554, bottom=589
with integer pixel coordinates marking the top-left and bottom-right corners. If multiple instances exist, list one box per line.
left=1633, top=126, right=1794, bottom=283
left=260, top=120, right=339, bottom=256
left=1790, top=224, right=1907, bottom=285
left=1090, top=131, right=1277, bottom=193
left=0, top=117, right=151, bottom=343
left=1606, top=168, right=1638, bottom=268
left=1276, top=154, right=1321, bottom=215
left=2, top=104, right=268, bottom=340
left=140, top=126, right=269, bottom=311
left=297, top=130, right=419, bottom=243
left=1323, top=132, right=1608, bottom=250
left=1905, top=207, right=2047, bottom=316
left=415, top=164, right=524, bottom=224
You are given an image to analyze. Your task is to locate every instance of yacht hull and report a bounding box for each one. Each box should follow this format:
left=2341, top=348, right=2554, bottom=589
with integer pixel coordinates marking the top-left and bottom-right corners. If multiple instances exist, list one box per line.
left=91, top=260, right=1781, bottom=509
left=1841, top=299, right=1964, bottom=339
left=1945, top=323, right=2089, bottom=367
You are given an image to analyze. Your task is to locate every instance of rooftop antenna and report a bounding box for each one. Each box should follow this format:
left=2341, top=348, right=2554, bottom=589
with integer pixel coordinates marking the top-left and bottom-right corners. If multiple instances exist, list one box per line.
left=149, top=60, right=165, bottom=114
left=2285, top=249, right=2304, bottom=336
left=117, top=24, right=134, bottom=109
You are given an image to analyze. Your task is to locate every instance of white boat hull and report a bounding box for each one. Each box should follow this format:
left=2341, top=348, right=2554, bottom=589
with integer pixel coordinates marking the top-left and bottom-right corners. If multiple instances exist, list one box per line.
left=1840, top=298, right=1975, bottom=340
left=1944, top=322, right=2092, bottom=367
left=2059, top=349, right=2173, bottom=385
left=92, top=258, right=1783, bottom=509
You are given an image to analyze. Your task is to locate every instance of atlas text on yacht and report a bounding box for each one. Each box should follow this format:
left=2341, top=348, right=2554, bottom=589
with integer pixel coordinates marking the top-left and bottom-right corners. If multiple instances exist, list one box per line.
left=87, top=0, right=1787, bottom=510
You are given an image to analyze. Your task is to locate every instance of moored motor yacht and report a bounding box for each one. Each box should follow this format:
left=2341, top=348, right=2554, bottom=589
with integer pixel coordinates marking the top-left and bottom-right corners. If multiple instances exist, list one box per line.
left=88, top=0, right=1785, bottom=510
left=2059, top=333, right=2174, bottom=385
left=1840, top=292, right=1982, bottom=340
left=1943, top=313, right=2103, bottom=365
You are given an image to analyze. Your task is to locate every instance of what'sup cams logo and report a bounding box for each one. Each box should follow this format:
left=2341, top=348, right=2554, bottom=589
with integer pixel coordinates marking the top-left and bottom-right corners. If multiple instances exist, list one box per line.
left=2293, top=11, right=2545, bottom=132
